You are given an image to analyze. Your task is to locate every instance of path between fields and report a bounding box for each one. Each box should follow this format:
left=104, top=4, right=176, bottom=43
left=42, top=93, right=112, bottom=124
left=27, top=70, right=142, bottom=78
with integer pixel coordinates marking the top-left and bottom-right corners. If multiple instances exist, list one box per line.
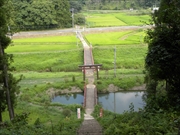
left=76, top=31, right=103, bottom=135
left=12, top=26, right=151, bottom=38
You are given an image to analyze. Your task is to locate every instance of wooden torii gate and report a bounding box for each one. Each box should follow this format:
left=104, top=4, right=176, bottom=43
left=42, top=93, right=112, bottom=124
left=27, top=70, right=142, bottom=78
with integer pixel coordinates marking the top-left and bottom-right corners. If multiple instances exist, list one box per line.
left=79, top=64, right=102, bottom=81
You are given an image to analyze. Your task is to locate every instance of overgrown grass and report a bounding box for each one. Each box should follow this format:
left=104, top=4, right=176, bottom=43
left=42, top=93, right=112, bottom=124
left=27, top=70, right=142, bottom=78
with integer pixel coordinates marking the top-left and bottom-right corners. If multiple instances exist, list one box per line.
left=2, top=102, right=84, bottom=134
left=18, top=79, right=84, bottom=103
left=92, top=105, right=179, bottom=134
left=95, top=75, right=144, bottom=92
left=13, top=71, right=83, bottom=89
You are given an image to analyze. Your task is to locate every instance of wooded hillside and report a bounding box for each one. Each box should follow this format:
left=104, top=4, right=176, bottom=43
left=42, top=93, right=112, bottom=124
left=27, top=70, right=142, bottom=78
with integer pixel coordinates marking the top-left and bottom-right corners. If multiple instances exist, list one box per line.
left=69, top=0, right=160, bottom=10
left=10, top=0, right=159, bottom=31
left=12, top=0, right=72, bottom=30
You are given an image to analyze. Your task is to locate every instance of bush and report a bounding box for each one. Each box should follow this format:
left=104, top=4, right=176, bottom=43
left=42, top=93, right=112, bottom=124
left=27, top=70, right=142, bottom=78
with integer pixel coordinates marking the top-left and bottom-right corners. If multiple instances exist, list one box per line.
left=62, top=109, right=71, bottom=117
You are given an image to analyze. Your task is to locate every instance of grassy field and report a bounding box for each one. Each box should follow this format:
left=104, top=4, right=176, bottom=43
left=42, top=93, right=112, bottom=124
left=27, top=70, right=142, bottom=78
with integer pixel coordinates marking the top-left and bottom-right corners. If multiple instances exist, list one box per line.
left=83, top=28, right=147, bottom=90
left=2, top=101, right=84, bottom=134
left=7, top=35, right=80, bottom=53
left=85, top=12, right=150, bottom=27
left=1, top=11, right=150, bottom=134
left=93, top=45, right=147, bottom=69
left=11, top=50, right=83, bottom=71
left=84, top=29, right=146, bottom=46
left=8, top=29, right=147, bottom=90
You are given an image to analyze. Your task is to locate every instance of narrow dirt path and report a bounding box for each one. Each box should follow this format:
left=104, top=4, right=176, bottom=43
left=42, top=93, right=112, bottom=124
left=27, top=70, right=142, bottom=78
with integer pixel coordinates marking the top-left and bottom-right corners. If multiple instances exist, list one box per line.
left=77, top=31, right=103, bottom=135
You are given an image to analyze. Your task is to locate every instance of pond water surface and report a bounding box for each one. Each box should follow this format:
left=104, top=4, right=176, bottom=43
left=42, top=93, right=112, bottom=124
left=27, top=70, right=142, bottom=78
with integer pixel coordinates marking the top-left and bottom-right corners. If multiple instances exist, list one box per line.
left=51, top=91, right=145, bottom=114
left=98, top=91, right=145, bottom=113
left=51, top=93, right=84, bottom=105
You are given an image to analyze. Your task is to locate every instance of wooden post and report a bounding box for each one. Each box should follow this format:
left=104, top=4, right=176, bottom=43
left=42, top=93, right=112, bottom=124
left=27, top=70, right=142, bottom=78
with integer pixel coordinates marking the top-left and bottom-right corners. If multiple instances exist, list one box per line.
left=83, top=67, right=85, bottom=81
left=96, top=66, right=99, bottom=80
left=0, top=42, right=14, bottom=120
left=114, top=46, right=116, bottom=77
left=100, top=108, right=103, bottom=117
left=77, top=108, right=81, bottom=119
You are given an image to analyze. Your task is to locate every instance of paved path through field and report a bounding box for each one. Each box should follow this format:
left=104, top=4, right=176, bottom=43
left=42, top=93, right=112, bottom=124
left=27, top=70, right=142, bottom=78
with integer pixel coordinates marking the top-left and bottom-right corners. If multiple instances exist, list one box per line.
left=76, top=31, right=103, bottom=135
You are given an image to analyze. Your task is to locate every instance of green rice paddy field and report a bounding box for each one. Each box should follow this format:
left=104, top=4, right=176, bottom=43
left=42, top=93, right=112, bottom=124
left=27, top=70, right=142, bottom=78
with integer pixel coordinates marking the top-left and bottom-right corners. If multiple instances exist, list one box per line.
left=85, top=12, right=150, bottom=27
left=8, top=34, right=79, bottom=53
left=8, top=28, right=148, bottom=91
left=2, top=11, right=150, bottom=132
left=84, top=29, right=145, bottom=45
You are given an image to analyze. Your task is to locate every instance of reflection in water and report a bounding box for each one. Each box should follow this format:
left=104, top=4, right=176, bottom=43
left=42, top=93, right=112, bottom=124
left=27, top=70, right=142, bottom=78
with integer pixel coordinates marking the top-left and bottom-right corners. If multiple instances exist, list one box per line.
left=51, top=91, right=145, bottom=113
left=51, top=93, right=83, bottom=105
left=98, top=91, right=145, bottom=114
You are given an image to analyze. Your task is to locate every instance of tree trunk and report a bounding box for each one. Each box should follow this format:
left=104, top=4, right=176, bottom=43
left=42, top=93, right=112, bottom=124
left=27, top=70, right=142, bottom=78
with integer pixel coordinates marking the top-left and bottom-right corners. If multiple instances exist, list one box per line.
left=0, top=43, right=14, bottom=120
left=0, top=104, right=2, bottom=122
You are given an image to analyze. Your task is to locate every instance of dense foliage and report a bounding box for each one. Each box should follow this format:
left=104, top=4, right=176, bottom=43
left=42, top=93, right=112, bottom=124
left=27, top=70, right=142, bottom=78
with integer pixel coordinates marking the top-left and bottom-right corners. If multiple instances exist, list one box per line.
left=0, top=104, right=83, bottom=135
left=10, top=0, right=159, bottom=30
left=0, top=0, right=20, bottom=121
left=70, top=0, right=160, bottom=10
left=93, top=105, right=179, bottom=134
left=11, top=0, right=72, bottom=30
left=144, top=0, right=180, bottom=110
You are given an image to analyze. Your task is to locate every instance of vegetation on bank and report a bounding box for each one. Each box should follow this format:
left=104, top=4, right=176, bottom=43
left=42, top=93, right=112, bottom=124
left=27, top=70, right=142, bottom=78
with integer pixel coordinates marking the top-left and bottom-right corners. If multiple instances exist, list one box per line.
left=92, top=105, right=179, bottom=135
left=1, top=102, right=83, bottom=135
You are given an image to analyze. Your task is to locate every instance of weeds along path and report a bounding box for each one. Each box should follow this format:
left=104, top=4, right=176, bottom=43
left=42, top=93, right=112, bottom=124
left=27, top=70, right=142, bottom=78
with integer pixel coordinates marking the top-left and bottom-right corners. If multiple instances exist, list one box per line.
left=76, top=31, right=103, bottom=135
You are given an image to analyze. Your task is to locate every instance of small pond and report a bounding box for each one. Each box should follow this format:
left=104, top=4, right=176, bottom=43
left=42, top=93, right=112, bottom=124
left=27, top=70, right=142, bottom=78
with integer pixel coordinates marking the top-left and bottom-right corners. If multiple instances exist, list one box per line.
left=51, top=93, right=84, bottom=105
left=51, top=91, right=145, bottom=114
left=98, top=91, right=145, bottom=114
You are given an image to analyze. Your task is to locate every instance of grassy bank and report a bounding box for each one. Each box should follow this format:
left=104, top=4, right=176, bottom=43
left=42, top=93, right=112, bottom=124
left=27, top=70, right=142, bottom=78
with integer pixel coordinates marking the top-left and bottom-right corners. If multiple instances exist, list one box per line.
left=2, top=102, right=84, bottom=135
left=92, top=105, right=179, bottom=134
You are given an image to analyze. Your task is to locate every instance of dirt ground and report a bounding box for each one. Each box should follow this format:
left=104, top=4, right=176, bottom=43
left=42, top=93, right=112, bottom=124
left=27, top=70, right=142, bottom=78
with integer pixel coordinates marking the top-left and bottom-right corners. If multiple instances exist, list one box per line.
left=12, top=26, right=145, bottom=39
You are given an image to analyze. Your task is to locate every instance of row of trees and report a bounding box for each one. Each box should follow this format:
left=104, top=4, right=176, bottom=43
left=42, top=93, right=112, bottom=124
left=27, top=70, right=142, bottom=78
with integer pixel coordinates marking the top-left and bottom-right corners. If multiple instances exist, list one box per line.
left=70, top=0, right=160, bottom=10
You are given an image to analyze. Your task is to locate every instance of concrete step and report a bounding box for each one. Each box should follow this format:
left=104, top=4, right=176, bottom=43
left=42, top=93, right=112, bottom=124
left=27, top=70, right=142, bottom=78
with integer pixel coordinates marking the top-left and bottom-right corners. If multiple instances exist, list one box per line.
left=77, top=119, right=103, bottom=135
left=84, top=114, right=94, bottom=120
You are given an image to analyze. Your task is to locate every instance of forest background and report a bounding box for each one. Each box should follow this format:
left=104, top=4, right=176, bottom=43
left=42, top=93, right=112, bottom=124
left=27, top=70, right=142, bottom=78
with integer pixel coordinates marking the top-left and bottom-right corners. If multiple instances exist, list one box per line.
left=11, top=0, right=160, bottom=30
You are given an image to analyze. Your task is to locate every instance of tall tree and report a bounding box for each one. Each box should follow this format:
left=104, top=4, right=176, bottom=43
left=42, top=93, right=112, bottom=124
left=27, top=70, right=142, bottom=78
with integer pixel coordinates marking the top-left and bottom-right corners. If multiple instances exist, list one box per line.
left=144, top=0, right=180, bottom=110
left=0, top=0, right=20, bottom=121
